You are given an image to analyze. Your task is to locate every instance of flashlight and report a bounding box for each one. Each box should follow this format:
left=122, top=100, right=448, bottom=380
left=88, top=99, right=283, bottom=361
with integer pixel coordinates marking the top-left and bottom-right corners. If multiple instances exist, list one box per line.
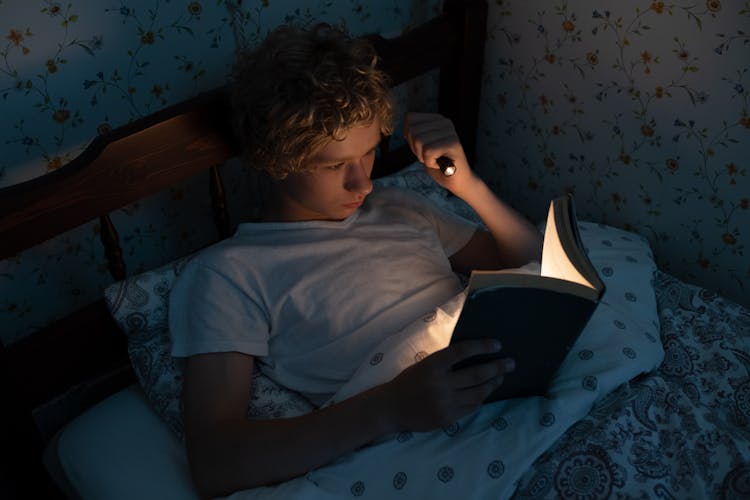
left=436, top=156, right=456, bottom=176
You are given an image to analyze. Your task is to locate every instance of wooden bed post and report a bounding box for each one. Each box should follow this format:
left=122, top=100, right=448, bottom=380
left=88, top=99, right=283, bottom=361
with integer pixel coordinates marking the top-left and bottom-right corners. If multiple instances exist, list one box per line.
left=209, top=164, right=232, bottom=240
left=99, top=215, right=127, bottom=281
left=440, top=0, right=488, bottom=165
left=366, top=0, right=488, bottom=177
left=0, top=342, right=60, bottom=498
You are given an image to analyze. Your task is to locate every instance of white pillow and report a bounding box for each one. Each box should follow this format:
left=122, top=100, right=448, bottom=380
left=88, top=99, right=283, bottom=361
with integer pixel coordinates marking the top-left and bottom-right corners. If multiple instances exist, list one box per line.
left=56, top=385, right=199, bottom=500
left=103, top=257, right=314, bottom=439
left=547, top=221, right=662, bottom=401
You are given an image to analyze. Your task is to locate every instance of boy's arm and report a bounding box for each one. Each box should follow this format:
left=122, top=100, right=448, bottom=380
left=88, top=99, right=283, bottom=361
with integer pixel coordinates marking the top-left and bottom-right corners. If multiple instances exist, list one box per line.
left=403, top=112, right=543, bottom=273
left=183, top=341, right=514, bottom=498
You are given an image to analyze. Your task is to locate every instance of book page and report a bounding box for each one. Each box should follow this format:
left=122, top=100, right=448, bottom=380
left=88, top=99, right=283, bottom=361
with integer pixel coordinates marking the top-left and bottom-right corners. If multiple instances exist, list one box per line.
left=540, top=202, right=595, bottom=288
left=467, top=261, right=541, bottom=294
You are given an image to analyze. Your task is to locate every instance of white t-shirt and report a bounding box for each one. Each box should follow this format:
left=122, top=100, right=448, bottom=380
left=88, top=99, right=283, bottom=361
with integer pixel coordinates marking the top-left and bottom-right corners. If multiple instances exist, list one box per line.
left=169, top=186, right=477, bottom=405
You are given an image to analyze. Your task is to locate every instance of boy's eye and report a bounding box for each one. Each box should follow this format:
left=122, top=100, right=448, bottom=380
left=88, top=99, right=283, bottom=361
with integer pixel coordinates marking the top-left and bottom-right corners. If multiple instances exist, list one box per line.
left=326, top=162, right=345, bottom=170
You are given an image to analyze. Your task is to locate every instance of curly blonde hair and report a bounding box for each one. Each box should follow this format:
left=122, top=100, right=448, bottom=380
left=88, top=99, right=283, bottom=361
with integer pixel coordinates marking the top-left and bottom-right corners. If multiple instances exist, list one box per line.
left=231, top=23, right=394, bottom=179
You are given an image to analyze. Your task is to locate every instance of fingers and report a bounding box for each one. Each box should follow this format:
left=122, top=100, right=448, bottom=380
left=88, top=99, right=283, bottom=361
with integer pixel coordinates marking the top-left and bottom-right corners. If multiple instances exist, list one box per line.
left=449, top=357, right=515, bottom=391
left=402, top=111, right=445, bottom=137
left=426, top=339, right=515, bottom=389
left=433, top=338, right=503, bottom=366
left=403, top=112, right=462, bottom=168
left=454, top=377, right=503, bottom=408
left=389, top=341, right=516, bottom=431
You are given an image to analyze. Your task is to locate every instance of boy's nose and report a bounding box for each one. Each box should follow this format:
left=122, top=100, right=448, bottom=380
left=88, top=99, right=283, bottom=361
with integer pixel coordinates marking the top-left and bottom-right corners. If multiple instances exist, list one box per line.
left=344, top=162, right=373, bottom=195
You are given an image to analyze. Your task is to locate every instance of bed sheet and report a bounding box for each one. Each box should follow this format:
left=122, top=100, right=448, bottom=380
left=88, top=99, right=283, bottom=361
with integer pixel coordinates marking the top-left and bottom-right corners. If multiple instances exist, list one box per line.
left=54, top=269, right=749, bottom=500
left=511, top=270, right=750, bottom=499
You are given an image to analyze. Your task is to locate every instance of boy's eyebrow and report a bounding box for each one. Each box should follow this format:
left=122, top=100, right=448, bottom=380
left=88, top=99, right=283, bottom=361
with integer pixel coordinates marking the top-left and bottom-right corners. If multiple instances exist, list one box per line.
left=312, top=141, right=380, bottom=164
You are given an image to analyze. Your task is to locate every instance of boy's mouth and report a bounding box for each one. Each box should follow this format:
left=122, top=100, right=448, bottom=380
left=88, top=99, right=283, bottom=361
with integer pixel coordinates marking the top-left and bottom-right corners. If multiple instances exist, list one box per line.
left=343, top=197, right=366, bottom=209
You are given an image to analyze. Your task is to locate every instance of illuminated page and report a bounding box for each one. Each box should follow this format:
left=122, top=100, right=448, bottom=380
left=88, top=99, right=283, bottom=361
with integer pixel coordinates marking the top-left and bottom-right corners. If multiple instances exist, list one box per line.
left=540, top=202, right=594, bottom=288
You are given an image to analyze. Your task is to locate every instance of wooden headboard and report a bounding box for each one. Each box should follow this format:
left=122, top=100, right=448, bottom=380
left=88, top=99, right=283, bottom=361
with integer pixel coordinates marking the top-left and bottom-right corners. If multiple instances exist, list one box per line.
left=0, top=0, right=487, bottom=496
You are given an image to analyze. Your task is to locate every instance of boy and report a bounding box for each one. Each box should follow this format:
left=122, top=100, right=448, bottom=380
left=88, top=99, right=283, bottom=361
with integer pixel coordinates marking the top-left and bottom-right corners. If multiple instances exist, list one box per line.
left=169, top=23, right=542, bottom=498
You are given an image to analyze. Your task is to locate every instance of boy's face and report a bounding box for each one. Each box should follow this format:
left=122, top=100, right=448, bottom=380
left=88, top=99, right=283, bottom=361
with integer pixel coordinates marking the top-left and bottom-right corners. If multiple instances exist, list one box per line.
left=274, top=120, right=382, bottom=222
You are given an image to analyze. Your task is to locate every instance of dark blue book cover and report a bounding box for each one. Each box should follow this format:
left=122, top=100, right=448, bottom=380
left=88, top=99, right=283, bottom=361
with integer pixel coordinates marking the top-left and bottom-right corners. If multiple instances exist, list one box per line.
left=450, top=195, right=605, bottom=401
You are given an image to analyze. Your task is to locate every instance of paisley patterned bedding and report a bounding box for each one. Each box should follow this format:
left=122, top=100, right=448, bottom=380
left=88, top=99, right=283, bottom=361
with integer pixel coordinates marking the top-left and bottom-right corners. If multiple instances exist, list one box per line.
left=91, top=163, right=750, bottom=499
left=513, top=271, right=750, bottom=499
left=64, top=267, right=750, bottom=500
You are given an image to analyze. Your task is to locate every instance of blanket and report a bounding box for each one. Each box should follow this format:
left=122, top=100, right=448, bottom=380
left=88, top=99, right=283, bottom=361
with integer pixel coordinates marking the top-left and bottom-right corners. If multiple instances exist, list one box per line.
left=225, top=221, right=664, bottom=499
left=103, top=164, right=667, bottom=498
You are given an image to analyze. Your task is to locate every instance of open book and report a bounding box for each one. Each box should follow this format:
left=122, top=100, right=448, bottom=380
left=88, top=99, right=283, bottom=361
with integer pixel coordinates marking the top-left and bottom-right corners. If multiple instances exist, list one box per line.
left=450, top=194, right=605, bottom=401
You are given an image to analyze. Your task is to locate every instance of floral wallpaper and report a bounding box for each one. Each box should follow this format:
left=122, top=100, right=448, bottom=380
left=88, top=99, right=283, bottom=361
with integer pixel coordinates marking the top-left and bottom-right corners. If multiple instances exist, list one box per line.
left=475, top=0, right=749, bottom=308
left=1, top=0, right=748, bottom=345
left=1, top=0, right=233, bottom=186
left=0, top=0, right=441, bottom=345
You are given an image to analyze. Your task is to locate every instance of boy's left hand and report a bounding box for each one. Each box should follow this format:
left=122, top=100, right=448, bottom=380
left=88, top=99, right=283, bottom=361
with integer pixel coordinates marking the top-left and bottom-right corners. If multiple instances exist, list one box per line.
left=403, top=112, right=477, bottom=196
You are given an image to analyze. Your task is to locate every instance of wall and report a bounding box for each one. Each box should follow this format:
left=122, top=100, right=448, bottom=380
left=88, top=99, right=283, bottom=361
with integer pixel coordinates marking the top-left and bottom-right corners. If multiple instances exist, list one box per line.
left=475, top=0, right=749, bottom=307
left=0, top=0, right=442, bottom=345
left=1, top=0, right=748, bottom=347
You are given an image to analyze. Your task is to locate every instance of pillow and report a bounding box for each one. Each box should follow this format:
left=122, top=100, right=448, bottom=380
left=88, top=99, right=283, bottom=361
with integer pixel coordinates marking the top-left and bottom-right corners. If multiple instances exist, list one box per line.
left=545, top=221, right=662, bottom=402
left=103, top=257, right=315, bottom=440
left=576, top=221, right=658, bottom=324
left=374, top=162, right=481, bottom=224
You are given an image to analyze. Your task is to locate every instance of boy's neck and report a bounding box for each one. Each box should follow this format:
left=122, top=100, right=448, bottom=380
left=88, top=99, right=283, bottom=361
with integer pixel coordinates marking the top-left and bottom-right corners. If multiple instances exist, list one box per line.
left=259, top=183, right=291, bottom=222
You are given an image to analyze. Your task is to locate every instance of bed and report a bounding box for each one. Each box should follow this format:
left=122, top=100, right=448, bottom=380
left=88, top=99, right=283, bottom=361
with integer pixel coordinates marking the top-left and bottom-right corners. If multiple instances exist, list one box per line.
left=1, top=0, right=749, bottom=498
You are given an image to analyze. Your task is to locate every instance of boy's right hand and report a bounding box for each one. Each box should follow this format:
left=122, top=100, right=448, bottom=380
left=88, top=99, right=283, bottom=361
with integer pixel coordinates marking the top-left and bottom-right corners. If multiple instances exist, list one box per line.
left=383, top=339, right=515, bottom=432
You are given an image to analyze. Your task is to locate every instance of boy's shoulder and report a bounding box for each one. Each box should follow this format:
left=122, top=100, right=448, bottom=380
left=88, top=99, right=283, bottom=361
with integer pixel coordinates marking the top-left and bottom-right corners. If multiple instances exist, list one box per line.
left=370, top=183, right=447, bottom=215
left=182, top=229, right=263, bottom=275
left=365, top=185, right=449, bottom=228
left=370, top=184, right=430, bottom=206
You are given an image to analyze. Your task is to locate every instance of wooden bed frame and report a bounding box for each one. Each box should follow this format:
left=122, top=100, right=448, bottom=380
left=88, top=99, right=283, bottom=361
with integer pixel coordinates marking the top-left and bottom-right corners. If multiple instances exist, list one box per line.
left=0, top=1, right=487, bottom=496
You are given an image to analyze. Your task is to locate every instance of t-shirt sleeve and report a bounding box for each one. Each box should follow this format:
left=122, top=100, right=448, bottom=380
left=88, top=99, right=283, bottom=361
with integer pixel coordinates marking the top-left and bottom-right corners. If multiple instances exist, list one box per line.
left=168, top=258, right=270, bottom=358
left=392, top=187, right=479, bottom=257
